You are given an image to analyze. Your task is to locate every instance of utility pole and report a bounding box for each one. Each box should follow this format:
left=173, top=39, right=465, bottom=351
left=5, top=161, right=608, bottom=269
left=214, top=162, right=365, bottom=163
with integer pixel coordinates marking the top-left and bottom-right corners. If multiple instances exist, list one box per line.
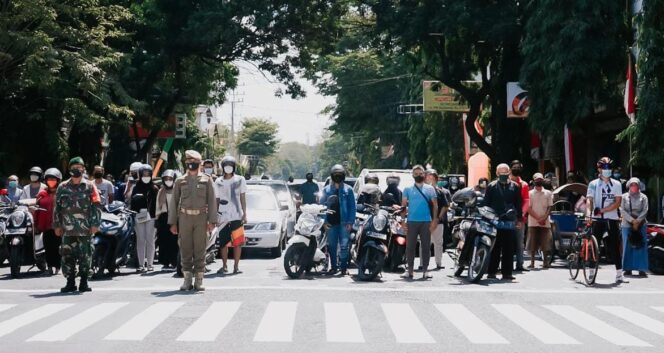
left=228, top=89, right=244, bottom=157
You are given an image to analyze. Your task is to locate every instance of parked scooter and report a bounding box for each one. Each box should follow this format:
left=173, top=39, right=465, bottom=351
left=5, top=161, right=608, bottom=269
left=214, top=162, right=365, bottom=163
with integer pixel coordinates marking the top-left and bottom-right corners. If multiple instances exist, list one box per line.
left=92, top=201, right=136, bottom=278
left=355, top=204, right=398, bottom=281
left=3, top=198, right=47, bottom=278
left=647, top=223, right=664, bottom=274
left=0, top=197, right=13, bottom=265
left=284, top=204, right=329, bottom=278
left=385, top=212, right=407, bottom=271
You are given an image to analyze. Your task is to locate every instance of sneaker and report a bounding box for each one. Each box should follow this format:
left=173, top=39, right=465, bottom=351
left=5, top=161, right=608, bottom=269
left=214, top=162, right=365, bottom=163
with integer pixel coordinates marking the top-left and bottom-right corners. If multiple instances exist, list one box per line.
left=136, top=267, right=144, bottom=273
left=623, top=270, right=633, bottom=276
left=340, top=269, right=348, bottom=276
left=615, top=273, right=625, bottom=284
left=638, top=271, right=648, bottom=277
left=326, top=268, right=339, bottom=275
left=487, top=274, right=497, bottom=279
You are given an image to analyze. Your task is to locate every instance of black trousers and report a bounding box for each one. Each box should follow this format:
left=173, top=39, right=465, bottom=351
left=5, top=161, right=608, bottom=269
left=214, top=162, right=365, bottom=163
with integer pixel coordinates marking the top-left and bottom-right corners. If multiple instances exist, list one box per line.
left=488, top=229, right=516, bottom=277
left=156, top=214, right=179, bottom=267
left=43, top=229, right=61, bottom=269
left=592, top=219, right=622, bottom=270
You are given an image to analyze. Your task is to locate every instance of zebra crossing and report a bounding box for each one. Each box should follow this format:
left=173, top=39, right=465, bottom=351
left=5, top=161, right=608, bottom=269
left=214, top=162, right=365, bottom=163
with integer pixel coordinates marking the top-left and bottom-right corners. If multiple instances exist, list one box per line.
left=1, top=300, right=663, bottom=347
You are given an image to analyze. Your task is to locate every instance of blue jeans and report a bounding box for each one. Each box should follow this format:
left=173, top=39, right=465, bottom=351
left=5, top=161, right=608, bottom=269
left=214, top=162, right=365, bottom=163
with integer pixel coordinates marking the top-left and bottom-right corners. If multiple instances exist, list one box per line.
left=327, top=225, right=350, bottom=270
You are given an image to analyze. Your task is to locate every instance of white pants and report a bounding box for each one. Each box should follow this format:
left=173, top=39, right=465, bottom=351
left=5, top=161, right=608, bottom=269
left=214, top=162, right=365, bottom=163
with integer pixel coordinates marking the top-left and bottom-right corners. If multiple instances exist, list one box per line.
left=135, top=220, right=155, bottom=268
left=432, top=224, right=445, bottom=267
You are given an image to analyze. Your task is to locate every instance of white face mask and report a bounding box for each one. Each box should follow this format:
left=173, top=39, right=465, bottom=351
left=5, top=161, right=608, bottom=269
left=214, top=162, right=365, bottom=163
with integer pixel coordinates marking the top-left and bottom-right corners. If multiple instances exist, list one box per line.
left=30, top=175, right=40, bottom=182
left=164, top=180, right=174, bottom=188
left=204, top=168, right=214, bottom=175
left=141, top=176, right=151, bottom=184
left=601, top=169, right=612, bottom=178
left=223, top=166, right=234, bottom=175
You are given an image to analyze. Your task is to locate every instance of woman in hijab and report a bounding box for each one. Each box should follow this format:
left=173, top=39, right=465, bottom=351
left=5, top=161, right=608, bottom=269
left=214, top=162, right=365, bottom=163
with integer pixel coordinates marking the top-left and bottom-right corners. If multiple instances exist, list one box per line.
left=131, top=164, right=158, bottom=272
left=619, top=177, right=649, bottom=277
left=155, top=169, right=179, bottom=269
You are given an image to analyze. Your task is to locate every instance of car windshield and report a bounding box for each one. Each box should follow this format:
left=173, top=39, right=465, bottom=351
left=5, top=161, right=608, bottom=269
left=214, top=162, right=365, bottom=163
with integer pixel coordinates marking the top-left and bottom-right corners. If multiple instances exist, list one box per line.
left=373, top=172, right=414, bottom=192
left=246, top=190, right=278, bottom=211
left=268, top=184, right=291, bottom=201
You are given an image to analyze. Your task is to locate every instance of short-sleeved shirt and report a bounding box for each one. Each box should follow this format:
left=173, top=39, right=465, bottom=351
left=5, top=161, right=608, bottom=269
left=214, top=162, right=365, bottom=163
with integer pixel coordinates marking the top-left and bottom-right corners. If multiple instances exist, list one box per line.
left=528, top=188, right=553, bottom=228
left=214, top=175, right=247, bottom=222
left=21, top=183, right=46, bottom=200
left=587, top=178, right=622, bottom=220
left=94, top=179, right=115, bottom=206
left=300, top=181, right=319, bottom=205
left=434, top=187, right=450, bottom=224
left=403, top=184, right=436, bottom=222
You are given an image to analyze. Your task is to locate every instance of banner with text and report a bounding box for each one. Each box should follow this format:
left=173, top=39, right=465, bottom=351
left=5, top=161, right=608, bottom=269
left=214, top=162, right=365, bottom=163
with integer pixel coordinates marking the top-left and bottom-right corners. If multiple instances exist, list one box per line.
left=507, top=82, right=529, bottom=118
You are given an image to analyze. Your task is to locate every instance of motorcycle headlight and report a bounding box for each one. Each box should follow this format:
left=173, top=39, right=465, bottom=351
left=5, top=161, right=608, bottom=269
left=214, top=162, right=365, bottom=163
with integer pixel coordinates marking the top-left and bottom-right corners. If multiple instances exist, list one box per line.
left=10, top=211, right=25, bottom=227
left=372, top=212, right=388, bottom=232
left=254, top=222, right=277, bottom=231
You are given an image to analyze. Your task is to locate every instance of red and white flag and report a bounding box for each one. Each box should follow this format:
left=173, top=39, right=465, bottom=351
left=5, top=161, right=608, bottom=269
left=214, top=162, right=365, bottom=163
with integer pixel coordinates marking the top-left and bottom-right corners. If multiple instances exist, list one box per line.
left=624, top=54, right=636, bottom=123
left=564, top=124, right=574, bottom=172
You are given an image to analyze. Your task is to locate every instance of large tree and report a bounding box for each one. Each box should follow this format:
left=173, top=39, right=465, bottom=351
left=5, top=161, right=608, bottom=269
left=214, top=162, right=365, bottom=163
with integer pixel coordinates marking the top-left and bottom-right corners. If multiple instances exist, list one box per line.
left=237, top=118, right=280, bottom=173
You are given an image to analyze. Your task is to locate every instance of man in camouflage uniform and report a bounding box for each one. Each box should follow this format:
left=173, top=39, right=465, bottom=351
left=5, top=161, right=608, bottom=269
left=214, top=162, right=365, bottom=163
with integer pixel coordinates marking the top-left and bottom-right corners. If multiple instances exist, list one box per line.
left=168, top=150, right=217, bottom=291
left=53, top=157, right=101, bottom=293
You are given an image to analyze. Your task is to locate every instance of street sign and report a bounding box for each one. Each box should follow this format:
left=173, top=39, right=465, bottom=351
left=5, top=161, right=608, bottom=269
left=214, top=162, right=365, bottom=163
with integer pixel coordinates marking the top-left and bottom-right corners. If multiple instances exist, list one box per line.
left=175, top=113, right=186, bottom=139
left=423, top=81, right=469, bottom=112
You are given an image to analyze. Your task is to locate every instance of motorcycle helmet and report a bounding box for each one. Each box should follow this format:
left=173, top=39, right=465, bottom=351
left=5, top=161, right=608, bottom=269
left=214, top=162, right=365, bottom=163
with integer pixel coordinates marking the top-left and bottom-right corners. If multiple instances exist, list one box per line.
left=129, top=162, right=142, bottom=173
left=330, top=164, right=346, bottom=184
left=221, top=156, right=237, bottom=174
left=139, top=164, right=153, bottom=184
left=386, top=173, right=400, bottom=186
left=596, top=156, right=614, bottom=170
left=161, top=169, right=176, bottom=180
left=44, top=168, right=63, bottom=181
left=364, top=173, right=379, bottom=185
left=29, top=166, right=43, bottom=177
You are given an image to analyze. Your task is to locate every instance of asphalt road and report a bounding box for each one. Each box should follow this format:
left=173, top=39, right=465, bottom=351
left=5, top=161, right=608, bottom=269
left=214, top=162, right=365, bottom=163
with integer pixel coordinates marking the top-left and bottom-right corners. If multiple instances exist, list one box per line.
left=2, top=252, right=664, bottom=353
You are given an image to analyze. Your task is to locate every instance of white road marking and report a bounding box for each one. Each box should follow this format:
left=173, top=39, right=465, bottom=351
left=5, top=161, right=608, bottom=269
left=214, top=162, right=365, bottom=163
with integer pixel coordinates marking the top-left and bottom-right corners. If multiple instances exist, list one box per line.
left=436, top=304, right=508, bottom=344
left=253, top=302, right=298, bottom=342
left=104, top=302, right=183, bottom=341
left=177, top=302, right=241, bottom=342
left=653, top=306, right=664, bottom=314
left=28, top=302, right=128, bottom=342
left=544, top=305, right=651, bottom=347
left=382, top=303, right=435, bottom=343
left=0, top=304, right=16, bottom=313
left=598, top=306, right=664, bottom=337
left=325, top=303, right=365, bottom=343
left=0, top=304, right=73, bottom=338
left=492, top=304, right=579, bottom=344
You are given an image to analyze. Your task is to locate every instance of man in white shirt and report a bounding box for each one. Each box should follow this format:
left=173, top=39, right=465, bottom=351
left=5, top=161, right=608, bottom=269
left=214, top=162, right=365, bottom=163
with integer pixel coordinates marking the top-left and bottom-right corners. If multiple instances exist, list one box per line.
left=20, top=166, right=46, bottom=199
left=92, top=166, right=115, bottom=206
left=586, top=157, right=624, bottom=283
left=214, top=156, right=247, bottom=274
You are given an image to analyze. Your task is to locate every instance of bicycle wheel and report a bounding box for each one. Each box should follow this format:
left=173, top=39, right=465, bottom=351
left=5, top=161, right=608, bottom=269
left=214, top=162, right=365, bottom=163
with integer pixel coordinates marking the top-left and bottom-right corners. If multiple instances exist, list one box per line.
left=582, top=235, right=600, bottom=285
left=567, top=252, right=580, bottom=280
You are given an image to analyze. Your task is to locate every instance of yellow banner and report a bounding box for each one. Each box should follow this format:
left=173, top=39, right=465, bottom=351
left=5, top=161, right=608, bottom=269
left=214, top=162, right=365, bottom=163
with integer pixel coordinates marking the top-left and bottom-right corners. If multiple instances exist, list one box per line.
left=423, top=81, right=469, bottom=112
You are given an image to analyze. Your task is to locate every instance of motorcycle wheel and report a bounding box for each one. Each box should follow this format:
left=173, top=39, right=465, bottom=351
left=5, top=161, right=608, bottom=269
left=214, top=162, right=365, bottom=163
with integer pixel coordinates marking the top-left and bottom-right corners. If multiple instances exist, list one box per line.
left=358, top=248, right=384, bottom=281
left=283, top=243, right=307, bottom=279
left=9, top=246, right=22, bottom=278
left=467, top=242, right=490, bottom=283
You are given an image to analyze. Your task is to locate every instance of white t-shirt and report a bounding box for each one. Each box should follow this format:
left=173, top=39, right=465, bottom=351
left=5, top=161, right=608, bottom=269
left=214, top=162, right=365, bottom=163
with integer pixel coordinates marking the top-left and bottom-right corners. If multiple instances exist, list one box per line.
left=214, top=175, right=247, bottom=222
left=587, top=178, right=622, bottom=220
left=94, top=179, right=115, bottom=206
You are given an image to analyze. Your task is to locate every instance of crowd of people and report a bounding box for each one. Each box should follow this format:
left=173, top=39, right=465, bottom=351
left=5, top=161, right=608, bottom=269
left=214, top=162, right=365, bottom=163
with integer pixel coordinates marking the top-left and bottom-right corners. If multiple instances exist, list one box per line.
left=0, top=152, right=656, bottom=292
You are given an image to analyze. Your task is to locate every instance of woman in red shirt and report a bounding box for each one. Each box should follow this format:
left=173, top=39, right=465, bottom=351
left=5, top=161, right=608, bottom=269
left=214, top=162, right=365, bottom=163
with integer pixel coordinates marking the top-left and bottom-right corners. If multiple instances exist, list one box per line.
left=36, top=168, right=62, bottom=275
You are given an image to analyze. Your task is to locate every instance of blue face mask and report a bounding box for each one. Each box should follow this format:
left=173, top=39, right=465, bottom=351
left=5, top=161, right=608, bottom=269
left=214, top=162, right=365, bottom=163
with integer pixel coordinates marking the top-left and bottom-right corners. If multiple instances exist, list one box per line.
left=8, top=181, right=18, bottom=188
left=437, top=181, right=444, bottom=188
left=601, top=169, right=612, bottom=178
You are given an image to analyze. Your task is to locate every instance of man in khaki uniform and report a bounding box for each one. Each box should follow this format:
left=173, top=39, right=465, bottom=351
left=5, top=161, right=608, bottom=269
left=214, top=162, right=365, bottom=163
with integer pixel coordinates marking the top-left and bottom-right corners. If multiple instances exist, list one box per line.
left=168, top=150, right=217, bottom=291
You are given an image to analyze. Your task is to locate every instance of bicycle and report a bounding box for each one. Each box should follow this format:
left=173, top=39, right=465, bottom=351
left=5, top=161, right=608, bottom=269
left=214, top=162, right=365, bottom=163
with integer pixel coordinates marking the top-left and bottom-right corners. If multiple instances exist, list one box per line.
left=567, top=218, right=601, bottom=285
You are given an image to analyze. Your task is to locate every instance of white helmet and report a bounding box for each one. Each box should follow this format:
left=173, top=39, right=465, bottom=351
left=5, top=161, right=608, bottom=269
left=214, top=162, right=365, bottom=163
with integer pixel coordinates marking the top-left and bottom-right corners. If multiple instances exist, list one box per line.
left=129, top=162, right=142, bottom=173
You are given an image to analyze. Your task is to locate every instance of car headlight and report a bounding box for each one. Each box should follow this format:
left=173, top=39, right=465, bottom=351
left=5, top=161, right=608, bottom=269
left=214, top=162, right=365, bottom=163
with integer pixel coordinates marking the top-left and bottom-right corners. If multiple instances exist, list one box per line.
left=254, top=222, right=276, bottom=231
left=372, top=212, right=388, bottom=232
left=10, top=211, right=25, bottom=227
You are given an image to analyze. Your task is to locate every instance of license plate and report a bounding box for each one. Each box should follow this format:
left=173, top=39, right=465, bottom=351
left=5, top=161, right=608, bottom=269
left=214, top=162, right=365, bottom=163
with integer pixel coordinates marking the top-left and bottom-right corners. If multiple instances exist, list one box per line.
left=367, top=232, right=387, bottom=240
left=5, top=228, right=26, bottom=235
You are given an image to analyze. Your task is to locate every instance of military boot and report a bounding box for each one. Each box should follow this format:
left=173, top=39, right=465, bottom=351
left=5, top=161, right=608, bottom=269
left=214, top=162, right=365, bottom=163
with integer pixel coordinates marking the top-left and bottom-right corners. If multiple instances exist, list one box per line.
left=60, top=275, right=77, bottom=293
left=194, top=272, right=205, bottom=291
left=180, top=271, right=193, bottom=291
left=78, top=275, right=92, bottom=292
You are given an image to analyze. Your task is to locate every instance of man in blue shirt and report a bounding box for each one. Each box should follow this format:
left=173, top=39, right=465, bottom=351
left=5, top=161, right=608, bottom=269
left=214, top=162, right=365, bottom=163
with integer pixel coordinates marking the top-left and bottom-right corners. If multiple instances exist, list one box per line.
left=300, top=173, right=319, bottom=205
left=402, top=165, right=439, bottom=279
left=320, top=164, right=356, bottom=276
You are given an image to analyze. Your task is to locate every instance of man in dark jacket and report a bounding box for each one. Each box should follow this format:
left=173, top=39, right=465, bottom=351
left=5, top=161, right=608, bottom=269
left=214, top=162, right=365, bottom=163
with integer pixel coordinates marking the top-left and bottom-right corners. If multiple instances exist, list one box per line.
left=484, top=163, right=523, bottom=281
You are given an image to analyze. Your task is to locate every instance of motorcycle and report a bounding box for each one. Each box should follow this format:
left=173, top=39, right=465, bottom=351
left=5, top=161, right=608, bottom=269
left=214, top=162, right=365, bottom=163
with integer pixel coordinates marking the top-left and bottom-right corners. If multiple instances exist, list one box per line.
left=92, top=201, right=136, bottom=278
left=283, top=204, right=329, bottom=279
left=3, top=198, right=47, bottom=278
left=647, top=223, right=664, bottom=274
left=355, top=204, right=398, bottom=281
left=0, top=199, right=13, bottom=265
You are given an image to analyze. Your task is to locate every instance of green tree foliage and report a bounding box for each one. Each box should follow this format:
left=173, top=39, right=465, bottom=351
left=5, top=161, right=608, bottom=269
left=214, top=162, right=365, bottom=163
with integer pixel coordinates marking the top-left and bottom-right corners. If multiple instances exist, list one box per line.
left=237, top=118, right=279, bottom=163
left=267, top=142, right=317, bottom=180
left=520, top=0, right=628, bottom=135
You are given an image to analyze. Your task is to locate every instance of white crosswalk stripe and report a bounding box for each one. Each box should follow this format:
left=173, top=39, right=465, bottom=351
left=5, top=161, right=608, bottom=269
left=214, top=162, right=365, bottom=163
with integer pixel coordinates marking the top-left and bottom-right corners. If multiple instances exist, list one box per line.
left=382, top=303, right=435, bottom=343
left=253, top=302, right=298, bottom=342
left=0, top=303, right=73, bottom=338
left=325, top=303, right=365, bottom=343
left=28, top=302, right=128, bottom=342
left=177, top=302, right=241, bottom=342
left=544, top=305, right=652, bottom=347
left=492, top=304, right=579, bottom=345
left=105, top=302, right=184, bottom=341
left=0, top=304, right=16, bottom=313
left=436, top=304, right=508, bottom=344
left=654, top=306, right=664, bottom=314
left=598, top=306, right=664, bottom=338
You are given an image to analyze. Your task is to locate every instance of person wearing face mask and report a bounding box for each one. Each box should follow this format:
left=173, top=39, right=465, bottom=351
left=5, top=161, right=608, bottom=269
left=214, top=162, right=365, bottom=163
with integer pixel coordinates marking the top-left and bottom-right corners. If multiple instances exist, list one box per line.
left=124, top=161, right=143, bottom=204
left=131, top=164, right=158, bottom=273
left=613, top=167, right=626, bottom=193
left=20, top=166, right=46, bottom=200
left=36, top=168, right=63, bottom=275
left=620, top=178, right=649, bottom=277
left=156, top=169, right=179, bottom=269
left=509, top=160, right=530, bottom=272
left=320, top=164, right=357, bottom=276
left=586, top=157, right=625, bottom=283
left=426, top=169, right=449, bottom=270
left=53, top=157, right=102, bottom=293
left=5, top=175, right=22, bottom=203
left=401, top=165, right=439, bottom=279
left=300, top=172, right=320, bottom=205
left=382, top=174, right=403, bottom=207
left=474, top=177, right=489, bottom=196
left=92, top=165, right=114, bottom=206
left=203, top=159, right=217, bottom=181
left=214, top=155, right=247, bottom=275
left=526, top=173, right=553, bottom=269
left=169, top=150, right=217, bottom=291
left=485, top=163, right=523, bottom=281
